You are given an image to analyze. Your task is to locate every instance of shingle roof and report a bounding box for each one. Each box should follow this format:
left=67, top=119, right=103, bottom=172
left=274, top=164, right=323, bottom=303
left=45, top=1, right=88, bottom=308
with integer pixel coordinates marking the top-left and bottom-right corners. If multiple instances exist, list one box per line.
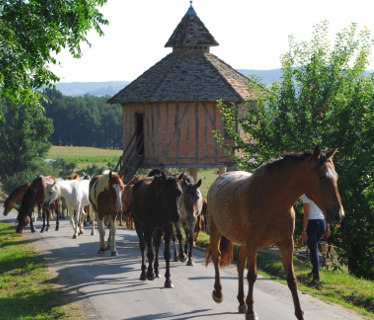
left=165, top=4, right=219, bottom=48
left=107, top=50, right=256, bottom=104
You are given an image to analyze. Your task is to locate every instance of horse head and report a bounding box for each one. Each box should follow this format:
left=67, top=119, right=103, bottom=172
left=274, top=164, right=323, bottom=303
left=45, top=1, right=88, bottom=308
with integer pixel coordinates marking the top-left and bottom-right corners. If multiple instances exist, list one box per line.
left=44, top=181, right=59, bottom=207
left=153, top=172, right=182, bottom=223
left=108, top=172, right=125, bottom=212
left=3, top=197, right=11, bottom=216
left=304, top=145, right=345, bottom=225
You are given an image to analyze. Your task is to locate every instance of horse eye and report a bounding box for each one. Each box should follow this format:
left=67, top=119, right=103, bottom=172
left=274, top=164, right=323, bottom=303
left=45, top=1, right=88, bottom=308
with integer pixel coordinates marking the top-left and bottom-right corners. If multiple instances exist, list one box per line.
left=320, top=176, right=326, bottom=183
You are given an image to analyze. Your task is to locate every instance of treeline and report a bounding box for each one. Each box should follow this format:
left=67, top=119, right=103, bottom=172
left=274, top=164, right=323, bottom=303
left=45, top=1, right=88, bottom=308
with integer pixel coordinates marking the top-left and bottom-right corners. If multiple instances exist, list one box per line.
left=42, top=89, right=123, bottom=149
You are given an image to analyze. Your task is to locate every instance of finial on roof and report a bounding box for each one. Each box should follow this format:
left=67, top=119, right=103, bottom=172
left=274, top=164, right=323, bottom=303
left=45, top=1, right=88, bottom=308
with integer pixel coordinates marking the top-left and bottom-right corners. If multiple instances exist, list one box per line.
left=187, top=0, right=196, bottom=15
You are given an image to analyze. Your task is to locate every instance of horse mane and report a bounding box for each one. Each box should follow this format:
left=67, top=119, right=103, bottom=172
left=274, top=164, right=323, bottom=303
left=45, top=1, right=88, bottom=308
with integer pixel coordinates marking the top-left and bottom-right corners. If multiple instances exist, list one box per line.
left=255, top=150, right=330, bottom=175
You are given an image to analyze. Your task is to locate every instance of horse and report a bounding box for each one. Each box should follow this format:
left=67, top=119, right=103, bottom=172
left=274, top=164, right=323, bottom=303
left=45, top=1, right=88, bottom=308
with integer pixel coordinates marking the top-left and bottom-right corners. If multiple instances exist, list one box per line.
left=193, top=197, right=208, bottom=242
left=130, top=171, right=182, bottom=288
left=89, top=172, right=124, bottom=256
left=16, top=176, right=60, bottom=233
left=44, top=178, right=93, bottom=239
left=172, top=173, right=203, bottom=266
left=205, top=145, right=345, bottom=320
left=3, top=183, right=42, bottom=222
left=121, top=175, right=142, bottom=228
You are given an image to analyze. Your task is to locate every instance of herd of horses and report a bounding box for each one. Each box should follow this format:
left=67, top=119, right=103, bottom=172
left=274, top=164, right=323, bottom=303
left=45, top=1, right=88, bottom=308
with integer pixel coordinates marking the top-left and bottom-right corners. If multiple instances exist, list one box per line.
left=2, top=145, right=345, bottom=320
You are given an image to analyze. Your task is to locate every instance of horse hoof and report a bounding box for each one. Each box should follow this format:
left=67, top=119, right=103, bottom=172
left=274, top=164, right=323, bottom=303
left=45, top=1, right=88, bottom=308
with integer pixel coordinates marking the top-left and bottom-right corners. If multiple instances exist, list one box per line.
left=91, top=232, right=95, bottom=236
left=31, top=229, right=36, bottom=233
left=72, top=234, right=77, bottom=239
left=245, top=314, right=259, bottom=320
left=179, top=254, right=187, bottom=262
left=173, top=256, right=179, bottom=262
left=111, top=251, right=118, bottom=257
left=146, top=273, right=155, bottom=281
left=98, top=249, right=105, bottom=254
left=164, top=280, right=174, bottom=288
left=186, top=260, right=194, bottom=266
left=155, top=272, right=161, bottom=278
left=239, top=304, right=248, bottom=314
left=212, top=291, right=223, bottom=303
left=140, top=273, right=147, bottom=281
left=55, top=227, right=59, bottom=231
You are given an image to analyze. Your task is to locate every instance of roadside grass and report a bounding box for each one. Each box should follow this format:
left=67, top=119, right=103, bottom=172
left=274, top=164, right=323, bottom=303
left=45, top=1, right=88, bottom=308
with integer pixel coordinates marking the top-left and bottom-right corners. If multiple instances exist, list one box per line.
left=195, top=232, right=374, bottom=319
left=0, top=222, right=82, bottom=320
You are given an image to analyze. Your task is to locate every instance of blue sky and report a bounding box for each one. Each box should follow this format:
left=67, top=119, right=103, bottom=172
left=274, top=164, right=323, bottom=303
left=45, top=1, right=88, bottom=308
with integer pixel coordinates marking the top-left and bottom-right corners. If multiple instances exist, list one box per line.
left=50, top=0, right=374, bottom=83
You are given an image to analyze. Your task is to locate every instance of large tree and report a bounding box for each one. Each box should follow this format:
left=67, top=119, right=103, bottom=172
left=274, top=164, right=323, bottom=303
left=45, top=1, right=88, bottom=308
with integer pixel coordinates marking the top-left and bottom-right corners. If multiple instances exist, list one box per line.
left=0, top=0, right=108, bottom=112
left=217, top=22, right=374, bottom=279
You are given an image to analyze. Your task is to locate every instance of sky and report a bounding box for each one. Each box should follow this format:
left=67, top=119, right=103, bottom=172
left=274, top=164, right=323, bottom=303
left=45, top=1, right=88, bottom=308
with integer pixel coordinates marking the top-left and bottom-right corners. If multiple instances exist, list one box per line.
left=50, top=0, right=374, bottom=83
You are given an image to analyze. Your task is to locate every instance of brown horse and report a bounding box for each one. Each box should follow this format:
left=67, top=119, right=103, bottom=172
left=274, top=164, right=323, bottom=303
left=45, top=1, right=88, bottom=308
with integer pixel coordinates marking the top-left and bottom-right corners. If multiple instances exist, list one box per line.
left=16, top=176, right=60, bottom=233
left=3, top=183, right=30, bottom=216
left=89, top=172, right=124, bottom=256
left=120, top=175, right=142, bottom=228
left=205, top=145, right=345, bottom=320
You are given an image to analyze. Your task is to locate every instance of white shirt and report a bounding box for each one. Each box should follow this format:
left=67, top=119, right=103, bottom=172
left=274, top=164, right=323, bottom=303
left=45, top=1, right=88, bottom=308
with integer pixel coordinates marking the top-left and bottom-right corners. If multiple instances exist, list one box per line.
left=303, top=194, right=325, bottom=220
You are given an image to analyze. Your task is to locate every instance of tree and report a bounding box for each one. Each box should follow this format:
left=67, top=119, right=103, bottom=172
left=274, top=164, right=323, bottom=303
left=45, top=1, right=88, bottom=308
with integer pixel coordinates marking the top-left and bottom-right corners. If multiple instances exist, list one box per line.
left=217, top=22, right=374, bottom=279
left=0, top=0, right=108, bottom=112
left=0, top=99, right=54, bottom=191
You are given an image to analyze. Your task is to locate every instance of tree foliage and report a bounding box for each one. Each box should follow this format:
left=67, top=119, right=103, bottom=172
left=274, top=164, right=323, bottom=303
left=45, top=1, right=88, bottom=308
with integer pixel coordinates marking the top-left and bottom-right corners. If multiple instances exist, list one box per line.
left=217, top=22, right=374, bottom=279
left=0, top=0, right=108, bottom=110
left=42, top=89, right=123, bottom=148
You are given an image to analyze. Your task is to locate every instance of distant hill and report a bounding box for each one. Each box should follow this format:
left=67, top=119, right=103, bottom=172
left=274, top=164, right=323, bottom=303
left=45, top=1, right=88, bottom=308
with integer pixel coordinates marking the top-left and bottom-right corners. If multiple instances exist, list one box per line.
left=54, top=70, right=282, bottom=97
left=54, top=81, right=130, bottom=97
left=238, top=69, right=282, bottom=85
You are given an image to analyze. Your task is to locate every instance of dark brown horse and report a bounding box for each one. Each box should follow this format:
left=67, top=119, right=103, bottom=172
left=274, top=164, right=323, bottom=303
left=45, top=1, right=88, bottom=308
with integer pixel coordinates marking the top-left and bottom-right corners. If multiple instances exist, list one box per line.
left=16, top=176, right=60, bottom=233
left=89, top=172, right=125, bottom=256
left=3, top=183, right=30, bottom=216
left=130, top=171, right=182, bottom=288
left=205, top=145, right=345, bottom=320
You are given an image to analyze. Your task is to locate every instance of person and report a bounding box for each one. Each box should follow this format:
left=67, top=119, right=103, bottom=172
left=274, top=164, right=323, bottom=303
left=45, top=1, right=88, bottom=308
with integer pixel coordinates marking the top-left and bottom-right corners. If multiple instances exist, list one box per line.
left=301, top=194, right=330, bottom=282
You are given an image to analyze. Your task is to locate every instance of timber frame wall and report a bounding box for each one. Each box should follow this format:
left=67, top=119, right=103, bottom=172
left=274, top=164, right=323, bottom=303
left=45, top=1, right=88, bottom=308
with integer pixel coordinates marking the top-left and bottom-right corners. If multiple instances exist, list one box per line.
left=122, top=101, right=234, bottom=168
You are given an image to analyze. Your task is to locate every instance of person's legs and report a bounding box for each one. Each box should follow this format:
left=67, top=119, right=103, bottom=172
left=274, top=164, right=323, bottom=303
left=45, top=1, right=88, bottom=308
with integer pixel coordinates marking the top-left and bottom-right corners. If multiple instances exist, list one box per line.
left=307, top=219, right=326, bottom=281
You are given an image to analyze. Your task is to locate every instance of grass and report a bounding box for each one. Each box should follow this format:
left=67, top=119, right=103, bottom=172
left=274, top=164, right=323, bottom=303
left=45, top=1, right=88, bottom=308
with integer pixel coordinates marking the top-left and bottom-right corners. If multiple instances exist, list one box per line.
left=0, top=222, right=83, bottom=320
left=47, top=146, right=122, bottom=169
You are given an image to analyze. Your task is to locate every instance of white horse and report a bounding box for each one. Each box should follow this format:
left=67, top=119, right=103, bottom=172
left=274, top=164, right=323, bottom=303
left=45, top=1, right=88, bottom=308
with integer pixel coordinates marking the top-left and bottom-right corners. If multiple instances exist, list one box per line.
left=44, top=179, right=91, bottom=239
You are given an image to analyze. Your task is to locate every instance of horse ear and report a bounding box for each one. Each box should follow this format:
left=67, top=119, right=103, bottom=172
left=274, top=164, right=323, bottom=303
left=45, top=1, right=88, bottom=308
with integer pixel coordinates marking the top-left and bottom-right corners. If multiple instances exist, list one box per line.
left=178, top=172, right=184, bottom=180
left=161, top=171, right=166, bottom=180
left=326, top=148, right=338, bottom=159
left=313, top=145, right=322, bottom=159
left=195, top=179, right=202, bottom=188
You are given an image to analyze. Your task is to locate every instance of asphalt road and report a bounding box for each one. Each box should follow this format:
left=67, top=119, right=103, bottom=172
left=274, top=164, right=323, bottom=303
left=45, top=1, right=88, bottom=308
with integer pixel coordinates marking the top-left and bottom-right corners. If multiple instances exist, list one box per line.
left=0, top=209, right=364, bottom=320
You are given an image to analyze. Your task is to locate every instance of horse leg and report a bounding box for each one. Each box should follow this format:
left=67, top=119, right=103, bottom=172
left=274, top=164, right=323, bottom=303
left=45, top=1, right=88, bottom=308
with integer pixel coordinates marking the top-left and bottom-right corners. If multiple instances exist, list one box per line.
left=245, top=248, right=259, bottom=320
left=154, top=229, right=163, bottom=278
left=186, top=223, right=195, bottom=266
left=29, top=212, right=36, bottom=233
left=110, top=215, right=118, bottom=256
left=145, top=229, right=155, bottom=280
left=207, top=220, right=223, bottom=303
left=45, top=208, right=50, bottom=231
left=118, top=211, right=123, bottom=226
left=69, top=207, right=79, bottom=239
left=174, top=222, right=186, bottom=261
left=134, top=221, right=146, bottom=280
left=40, top=207, right=46, bottom=232
left=277, top=238, right=305, bottom=320
left=96, top=212, right=106, bottom=253
left=163, top=223, right=174, bottom=288
left=78, top=208, right=84, bottom=235
left=55, top=204, right=60, bottom=231
left=89, top=205, right=95, bottom=235
left=171, top=226, right=179, bottom=262
left=237, top=244, right=248, bottom=313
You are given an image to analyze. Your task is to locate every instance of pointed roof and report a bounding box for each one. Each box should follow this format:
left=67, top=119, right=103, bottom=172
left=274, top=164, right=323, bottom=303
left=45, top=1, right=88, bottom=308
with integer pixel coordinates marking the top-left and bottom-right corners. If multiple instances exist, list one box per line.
left=107, top=51, right=260, bottom=104
left=165, top=4, right=218, bottom=48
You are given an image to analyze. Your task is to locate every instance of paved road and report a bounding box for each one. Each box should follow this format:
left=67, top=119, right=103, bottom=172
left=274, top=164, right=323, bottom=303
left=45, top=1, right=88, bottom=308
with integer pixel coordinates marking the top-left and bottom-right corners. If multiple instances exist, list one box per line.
left=0, top=209, right=364, bottom=320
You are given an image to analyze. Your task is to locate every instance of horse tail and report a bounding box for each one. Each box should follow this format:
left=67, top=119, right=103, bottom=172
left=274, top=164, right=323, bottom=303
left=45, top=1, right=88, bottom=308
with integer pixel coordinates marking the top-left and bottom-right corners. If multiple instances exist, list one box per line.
left=205, top=235, right=233, bottom=268
left=219, top=235, right=233, bottom=268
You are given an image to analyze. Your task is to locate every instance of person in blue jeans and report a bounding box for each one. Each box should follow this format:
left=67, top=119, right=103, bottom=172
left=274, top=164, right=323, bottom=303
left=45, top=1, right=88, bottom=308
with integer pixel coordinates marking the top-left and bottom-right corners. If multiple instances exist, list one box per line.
left=301, top=194, right=330, bottom=282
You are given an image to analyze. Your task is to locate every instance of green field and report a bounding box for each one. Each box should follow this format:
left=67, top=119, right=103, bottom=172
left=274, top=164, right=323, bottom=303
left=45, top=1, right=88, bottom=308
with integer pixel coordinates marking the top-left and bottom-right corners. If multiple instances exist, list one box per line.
left=48, top=146, right=122, bottom=169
